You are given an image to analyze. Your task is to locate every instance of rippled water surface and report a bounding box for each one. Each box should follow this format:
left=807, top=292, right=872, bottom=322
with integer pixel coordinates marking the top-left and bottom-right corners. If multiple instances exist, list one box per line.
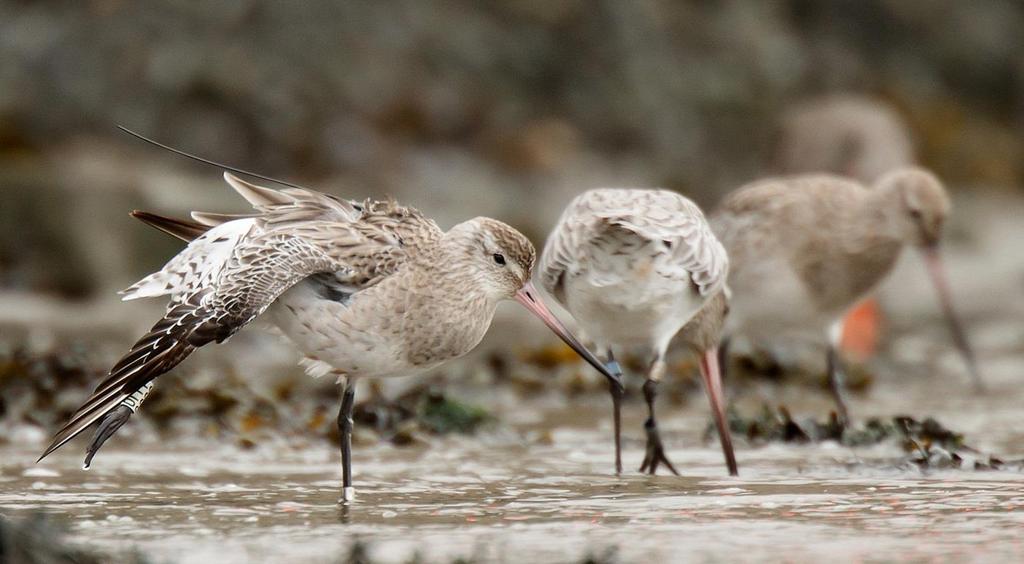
left=4, top=358, right=1024, bottom=564
left=4, top=314, right=1024, bottom=563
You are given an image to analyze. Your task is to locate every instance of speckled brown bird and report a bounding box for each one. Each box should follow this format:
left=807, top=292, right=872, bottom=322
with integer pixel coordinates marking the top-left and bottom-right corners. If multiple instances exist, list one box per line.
left=711, top=167, right=982, bottom=423
left=539, top=188, right=737, bottom=477
left=772, top=95, right=917, bottom=361
left=37, top=172, right=623, bottom=502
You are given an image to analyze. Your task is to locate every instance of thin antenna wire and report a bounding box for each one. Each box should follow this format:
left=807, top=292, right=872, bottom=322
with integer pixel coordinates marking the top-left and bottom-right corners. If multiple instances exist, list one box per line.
left=117, top=125, right=307, bottom=190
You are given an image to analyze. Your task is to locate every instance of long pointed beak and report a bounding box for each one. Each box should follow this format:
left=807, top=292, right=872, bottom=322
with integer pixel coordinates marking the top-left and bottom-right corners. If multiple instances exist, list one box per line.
left=515, top=282, right=623, bottom=392
left=921, top=246, right=985, bottom=392
left=700, top=346, right=738, bottom=476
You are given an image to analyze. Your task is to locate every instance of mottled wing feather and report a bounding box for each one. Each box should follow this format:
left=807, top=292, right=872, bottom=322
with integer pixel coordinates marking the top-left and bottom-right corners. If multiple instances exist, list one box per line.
left=709, top=174, right=865, bottom=280
left=224, top=172, right=360, bottom=224
left=120, top=219, right=256, bottom=305
left=540, top=188, right=727, bottom=302
left=190, top=211, right=257, bottom=227
left=188, top=232, right=350, bottom=344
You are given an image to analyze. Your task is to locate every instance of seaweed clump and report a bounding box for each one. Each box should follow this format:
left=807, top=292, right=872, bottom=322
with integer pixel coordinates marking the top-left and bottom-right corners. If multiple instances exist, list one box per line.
left=417, top=390, right=493, bottom=435
left=708, top=405, right=1018, bottom=470
left=0, top=342, right=105, bottom=438
left=352, top=386, right=495, bottom=447
left=892, top=416, right=1012, bottom=471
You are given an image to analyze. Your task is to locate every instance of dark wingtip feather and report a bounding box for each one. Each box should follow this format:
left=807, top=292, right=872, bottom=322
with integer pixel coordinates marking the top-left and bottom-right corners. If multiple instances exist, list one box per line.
left=131, top=210, right=209, bottom=242
left=37, top=433, right=71, bottom=463
left=36, top=390, right=131, bottom=464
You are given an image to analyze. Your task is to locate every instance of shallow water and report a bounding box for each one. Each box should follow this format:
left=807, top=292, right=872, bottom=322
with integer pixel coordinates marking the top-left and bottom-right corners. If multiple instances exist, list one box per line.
left=4, top=358, right=1024, bottom=564
left=5, top=442, right=1024, bottom=562
left=3, top=313, right=1024, bottom=563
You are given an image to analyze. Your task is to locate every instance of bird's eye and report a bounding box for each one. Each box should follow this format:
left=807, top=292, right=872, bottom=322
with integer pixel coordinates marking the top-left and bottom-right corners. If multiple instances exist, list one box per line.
left=493, top=253, right=506, bottom=266
left=909, top=209, right=923, bottom=219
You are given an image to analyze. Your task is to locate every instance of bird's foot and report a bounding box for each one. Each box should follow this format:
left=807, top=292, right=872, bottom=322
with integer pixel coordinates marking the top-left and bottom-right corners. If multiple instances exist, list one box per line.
left=83, top=406, right=133, bottom=469
left=639, top=417, right=679, bottom=476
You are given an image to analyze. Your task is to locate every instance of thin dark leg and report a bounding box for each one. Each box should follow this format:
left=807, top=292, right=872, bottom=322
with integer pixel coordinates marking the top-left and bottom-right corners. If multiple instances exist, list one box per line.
left=338, top=379, right=356, bottom=502
left=826, top=344, right=851, bottom=426
left=606, top=350, right=624, bottom=476
left=638, top=361, right=679, bottom=476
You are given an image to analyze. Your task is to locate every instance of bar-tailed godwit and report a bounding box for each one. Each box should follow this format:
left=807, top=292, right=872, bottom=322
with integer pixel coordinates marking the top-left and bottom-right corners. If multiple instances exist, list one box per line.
left=711, top=167, right=982, bottom=423
left=773, top=95, right=918, bottom=361
left=37, top=171, right=623, bottom=502
left=539, top=188, right=738, bottom=476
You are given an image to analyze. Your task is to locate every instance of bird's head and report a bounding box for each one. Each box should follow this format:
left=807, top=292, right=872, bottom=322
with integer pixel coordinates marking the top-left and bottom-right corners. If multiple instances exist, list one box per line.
left=877, top=167, right=951, bottom=248
left=449, top=217, right=536, bottom=301
left=447, top=216, right=623, bottom=393
left=874, top=167, right=983, bottom=390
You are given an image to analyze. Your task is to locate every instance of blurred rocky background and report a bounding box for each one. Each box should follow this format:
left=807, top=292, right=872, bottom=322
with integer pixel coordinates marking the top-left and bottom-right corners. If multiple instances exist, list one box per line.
left=2, top=1, right=1023, bottom=450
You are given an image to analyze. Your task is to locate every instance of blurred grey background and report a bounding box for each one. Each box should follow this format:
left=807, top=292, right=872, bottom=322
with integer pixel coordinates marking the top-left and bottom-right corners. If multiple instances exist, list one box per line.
left=1, top=0, right=1024, bottom=471
left=2, top=0, right=1022, bottom=301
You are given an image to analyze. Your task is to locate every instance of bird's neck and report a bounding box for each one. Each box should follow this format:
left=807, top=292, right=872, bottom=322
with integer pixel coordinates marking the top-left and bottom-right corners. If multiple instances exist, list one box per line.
left=856, top=189, right=905, bottom=245
left=679, top=289, right=727, bottom=353
left=402, top=253, right=498, bottom=367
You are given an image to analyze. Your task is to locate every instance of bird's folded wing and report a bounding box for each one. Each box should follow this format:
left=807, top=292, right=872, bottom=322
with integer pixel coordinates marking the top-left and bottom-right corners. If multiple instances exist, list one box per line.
left=540, top=189, right=728, bottom=300
left=538, top=216, right=583, bottom=304
left=602, top=210, right=728, bottom=297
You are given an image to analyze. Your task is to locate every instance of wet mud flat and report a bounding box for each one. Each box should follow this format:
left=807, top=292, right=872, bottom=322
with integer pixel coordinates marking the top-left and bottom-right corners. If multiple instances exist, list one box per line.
left=4, top=379, right=1024, bottom=564
left=2, top=292, right=1023, bottom=563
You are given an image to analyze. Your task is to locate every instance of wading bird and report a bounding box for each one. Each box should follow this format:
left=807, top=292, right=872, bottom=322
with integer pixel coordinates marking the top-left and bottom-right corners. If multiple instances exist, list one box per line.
left=37, top=163, right=623, bottom=502
left=773, top=95, right=917, bottom=360
left=710, top=167, right=982, bottom=423
left=539, top=188, right=737, bottom=476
